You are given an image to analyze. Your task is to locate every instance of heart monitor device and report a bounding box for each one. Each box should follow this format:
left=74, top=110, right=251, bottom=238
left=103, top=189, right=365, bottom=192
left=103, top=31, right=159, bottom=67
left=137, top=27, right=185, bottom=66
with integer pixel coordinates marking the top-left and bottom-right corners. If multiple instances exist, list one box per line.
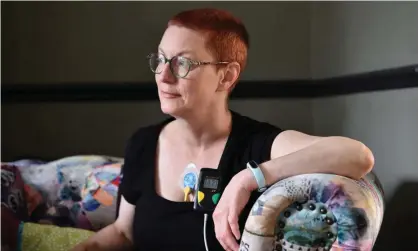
left=193, top=168, right=222, bottom=213
left=194, top=168, right=224, bottom=251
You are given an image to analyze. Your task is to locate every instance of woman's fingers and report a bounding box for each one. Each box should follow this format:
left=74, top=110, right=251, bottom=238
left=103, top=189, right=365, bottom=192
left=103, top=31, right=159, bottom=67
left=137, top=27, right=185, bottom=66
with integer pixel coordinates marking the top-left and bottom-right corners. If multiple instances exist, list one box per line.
left=228, top=211, right=241, bottom=241
left=214, top=209, right=240, bottom=251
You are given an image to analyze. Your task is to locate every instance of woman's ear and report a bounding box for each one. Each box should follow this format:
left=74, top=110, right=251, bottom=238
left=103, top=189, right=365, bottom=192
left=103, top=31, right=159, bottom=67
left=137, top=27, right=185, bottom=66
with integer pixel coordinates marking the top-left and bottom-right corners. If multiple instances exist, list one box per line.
left=217, top=62, right=241, bottom=92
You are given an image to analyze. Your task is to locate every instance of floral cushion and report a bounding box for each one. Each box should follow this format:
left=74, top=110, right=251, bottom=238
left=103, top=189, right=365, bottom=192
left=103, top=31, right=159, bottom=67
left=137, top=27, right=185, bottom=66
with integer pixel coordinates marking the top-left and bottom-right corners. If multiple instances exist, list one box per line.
left=1, top=164, right=29, bottom=221
left=80, top=163, right=122, bottom=230
left=2, top=156, right=123, bottom=230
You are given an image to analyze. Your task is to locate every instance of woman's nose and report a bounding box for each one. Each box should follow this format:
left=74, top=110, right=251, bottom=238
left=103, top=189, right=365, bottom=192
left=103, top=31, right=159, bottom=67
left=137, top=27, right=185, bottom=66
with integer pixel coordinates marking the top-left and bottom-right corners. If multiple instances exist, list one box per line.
left=159, top=63, right=176, bottom=83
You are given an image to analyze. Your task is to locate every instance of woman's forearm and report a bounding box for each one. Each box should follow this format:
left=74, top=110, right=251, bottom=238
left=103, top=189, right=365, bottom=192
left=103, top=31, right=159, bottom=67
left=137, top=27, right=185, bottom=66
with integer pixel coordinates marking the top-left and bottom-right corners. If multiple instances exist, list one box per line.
left=72, top=223, right=133, bottom=251
left=242, top=136, right=374, bottom=191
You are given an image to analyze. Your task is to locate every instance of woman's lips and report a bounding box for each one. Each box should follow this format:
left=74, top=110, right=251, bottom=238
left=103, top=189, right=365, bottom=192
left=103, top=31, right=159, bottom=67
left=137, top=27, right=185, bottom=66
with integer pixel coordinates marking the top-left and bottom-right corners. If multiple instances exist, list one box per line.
left=160, top=91, right=180, bottom=99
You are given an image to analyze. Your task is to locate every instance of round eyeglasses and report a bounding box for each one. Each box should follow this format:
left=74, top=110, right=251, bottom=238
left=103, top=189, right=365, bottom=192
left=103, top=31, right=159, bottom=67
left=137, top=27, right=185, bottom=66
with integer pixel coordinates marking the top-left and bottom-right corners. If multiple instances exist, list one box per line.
left=147, top=53, right=229, bottom=78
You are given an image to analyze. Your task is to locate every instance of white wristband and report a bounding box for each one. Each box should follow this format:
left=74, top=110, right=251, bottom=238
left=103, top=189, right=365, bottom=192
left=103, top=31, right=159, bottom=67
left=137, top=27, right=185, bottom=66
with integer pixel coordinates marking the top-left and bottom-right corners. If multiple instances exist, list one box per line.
left=246, top=160, right=267, bottom=192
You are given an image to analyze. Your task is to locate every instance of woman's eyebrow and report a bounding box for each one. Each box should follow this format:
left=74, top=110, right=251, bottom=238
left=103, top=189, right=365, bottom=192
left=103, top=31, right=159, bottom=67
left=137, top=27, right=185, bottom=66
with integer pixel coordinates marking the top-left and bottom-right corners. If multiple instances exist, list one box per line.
left=158, top=47, right=195, bottom=58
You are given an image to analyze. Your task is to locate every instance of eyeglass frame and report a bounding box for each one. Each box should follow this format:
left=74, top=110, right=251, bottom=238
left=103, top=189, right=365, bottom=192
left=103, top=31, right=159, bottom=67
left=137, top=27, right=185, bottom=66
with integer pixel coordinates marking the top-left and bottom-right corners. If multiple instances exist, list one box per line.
left=146, top=53, right=230, bottom=78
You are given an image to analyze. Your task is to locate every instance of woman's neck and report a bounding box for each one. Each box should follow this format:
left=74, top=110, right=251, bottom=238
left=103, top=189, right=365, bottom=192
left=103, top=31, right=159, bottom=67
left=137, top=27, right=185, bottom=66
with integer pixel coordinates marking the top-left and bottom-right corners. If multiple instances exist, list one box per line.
left=172, top=105, right=232, bottom=149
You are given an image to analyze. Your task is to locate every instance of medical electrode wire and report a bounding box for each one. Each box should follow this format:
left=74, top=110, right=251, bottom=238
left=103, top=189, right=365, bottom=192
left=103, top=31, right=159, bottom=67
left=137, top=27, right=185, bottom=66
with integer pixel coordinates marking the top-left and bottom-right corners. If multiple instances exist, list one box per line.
left=203, top=213, right=209, bottom=251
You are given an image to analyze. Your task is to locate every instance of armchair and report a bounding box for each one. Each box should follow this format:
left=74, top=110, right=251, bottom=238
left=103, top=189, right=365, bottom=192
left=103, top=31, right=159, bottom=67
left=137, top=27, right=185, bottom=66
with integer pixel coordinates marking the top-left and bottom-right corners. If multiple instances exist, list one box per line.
left=240, top=172, right=384, bottom=251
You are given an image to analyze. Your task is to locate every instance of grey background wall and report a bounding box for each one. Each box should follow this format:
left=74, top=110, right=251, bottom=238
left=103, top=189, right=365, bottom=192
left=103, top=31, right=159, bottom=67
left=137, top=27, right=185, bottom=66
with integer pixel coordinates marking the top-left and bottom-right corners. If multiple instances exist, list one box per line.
left=310, top=2, right=418, bottom=200
left=310, top=2, right=418, bottom=78
left=2, top=1, right=418, bottom=205
left=2, top=1, right=311, bottom=83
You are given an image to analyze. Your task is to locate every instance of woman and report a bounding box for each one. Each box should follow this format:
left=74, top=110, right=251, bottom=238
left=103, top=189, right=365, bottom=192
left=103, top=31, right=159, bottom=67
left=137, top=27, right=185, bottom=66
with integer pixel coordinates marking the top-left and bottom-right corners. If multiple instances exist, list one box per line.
left=72, top=8, right=374, bottom=251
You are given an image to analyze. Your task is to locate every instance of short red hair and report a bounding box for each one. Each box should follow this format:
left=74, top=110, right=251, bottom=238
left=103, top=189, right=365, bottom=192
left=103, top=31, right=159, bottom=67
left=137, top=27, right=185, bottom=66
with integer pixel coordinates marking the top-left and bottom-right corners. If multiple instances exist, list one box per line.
left=168, top=8, right=250, bottom=71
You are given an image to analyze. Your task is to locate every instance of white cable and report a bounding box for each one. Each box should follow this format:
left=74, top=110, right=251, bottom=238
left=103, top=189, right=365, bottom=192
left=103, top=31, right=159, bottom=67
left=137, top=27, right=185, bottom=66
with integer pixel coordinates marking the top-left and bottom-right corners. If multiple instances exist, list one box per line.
left=203, top=213, right=210, bottom=251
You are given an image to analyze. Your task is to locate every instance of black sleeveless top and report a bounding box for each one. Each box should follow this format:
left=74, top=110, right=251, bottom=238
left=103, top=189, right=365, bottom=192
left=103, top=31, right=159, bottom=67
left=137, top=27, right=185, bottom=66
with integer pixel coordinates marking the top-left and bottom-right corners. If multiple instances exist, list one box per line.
left=118, top=111, right=282, bottom=251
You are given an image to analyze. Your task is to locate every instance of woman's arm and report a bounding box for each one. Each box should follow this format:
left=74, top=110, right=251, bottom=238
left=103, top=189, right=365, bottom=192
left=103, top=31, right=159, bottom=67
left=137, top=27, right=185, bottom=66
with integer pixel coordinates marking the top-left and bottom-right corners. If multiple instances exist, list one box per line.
left=71, top=197, right=135, bottom=251
left=244, top=130, right=374, bottom=191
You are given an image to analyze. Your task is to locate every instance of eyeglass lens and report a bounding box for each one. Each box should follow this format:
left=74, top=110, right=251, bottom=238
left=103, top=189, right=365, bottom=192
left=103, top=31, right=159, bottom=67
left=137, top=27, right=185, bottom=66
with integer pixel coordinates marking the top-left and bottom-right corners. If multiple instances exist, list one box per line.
left=149, top=54, right=190, bottom=77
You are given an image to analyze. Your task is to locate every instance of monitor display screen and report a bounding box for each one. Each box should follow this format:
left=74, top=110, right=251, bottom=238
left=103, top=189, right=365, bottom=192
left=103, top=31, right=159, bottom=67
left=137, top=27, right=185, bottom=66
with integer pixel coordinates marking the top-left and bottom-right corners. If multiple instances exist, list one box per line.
left=203, top=178, right=219, bottom=189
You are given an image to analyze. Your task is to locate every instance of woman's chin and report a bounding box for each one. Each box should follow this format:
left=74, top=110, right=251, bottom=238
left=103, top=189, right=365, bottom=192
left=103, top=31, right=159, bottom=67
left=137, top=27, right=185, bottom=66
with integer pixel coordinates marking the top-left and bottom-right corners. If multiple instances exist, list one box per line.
left=160, top=103, right=185, bottom=117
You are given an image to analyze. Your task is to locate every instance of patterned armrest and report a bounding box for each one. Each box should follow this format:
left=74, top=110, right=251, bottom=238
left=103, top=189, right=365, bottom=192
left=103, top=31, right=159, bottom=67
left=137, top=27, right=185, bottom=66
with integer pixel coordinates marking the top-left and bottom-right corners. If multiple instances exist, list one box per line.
left=240, top=172, right=384, bottom=251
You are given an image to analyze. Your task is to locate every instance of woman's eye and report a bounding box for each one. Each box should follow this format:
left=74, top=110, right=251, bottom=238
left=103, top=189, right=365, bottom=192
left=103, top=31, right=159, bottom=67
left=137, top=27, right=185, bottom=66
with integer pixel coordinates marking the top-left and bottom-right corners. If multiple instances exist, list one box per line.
left=178, top=59, right=189, bottom=66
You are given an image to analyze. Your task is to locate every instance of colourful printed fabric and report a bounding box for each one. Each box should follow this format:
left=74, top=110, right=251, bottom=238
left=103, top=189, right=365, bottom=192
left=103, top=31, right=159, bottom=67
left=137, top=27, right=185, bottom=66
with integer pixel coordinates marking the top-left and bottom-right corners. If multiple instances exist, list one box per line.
left=7, top=159, right=47, bottom=168
left=16, top=155, right=123, bottom=204
left=2, top=155, right=123, bottom=230
left=81, top=163, right=123, bottom=230
left=23, top=184, right=44, bottom=217
left=1, top=164, right=29, bottom=221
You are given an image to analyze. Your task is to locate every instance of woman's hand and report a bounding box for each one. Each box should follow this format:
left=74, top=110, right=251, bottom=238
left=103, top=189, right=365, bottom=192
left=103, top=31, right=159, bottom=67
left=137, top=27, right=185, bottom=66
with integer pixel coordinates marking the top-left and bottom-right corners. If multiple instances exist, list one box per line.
left=213, top=169, right=256, bottom=251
